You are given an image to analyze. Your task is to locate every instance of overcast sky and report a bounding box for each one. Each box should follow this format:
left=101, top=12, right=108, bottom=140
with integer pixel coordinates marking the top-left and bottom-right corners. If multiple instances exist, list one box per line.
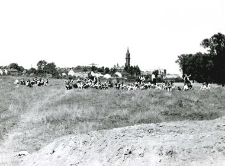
left=0, top=0, right=224, bottom=74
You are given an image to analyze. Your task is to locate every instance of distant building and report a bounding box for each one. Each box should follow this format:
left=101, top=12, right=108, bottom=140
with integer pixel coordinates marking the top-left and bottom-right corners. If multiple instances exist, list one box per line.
left=141, top=71, right=152, bottom=76
left=68, top=68, right=89, bottom=78
left=158, top=69, right=167, bottom=78
left=68, top=69, right=76, bottom=76
left=142, top=69, right=166, bottom=78
left=113, top=63, right=124, bottom=73
left=8, top=68, right=18, bottom=76
left=73, top=72, right=88, bottom=78
left=164, top=74, right=181, bottom=81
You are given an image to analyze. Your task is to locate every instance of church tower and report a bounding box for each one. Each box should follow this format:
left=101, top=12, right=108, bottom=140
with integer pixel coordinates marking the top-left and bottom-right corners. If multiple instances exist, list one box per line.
left=125, top=47, right=130, bottom=67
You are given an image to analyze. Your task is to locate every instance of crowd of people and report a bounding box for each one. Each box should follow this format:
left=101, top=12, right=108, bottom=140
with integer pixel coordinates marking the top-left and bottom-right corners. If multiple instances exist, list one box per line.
left=64, top=76, right=178, bottom=91
left=14, top=77, right=49, bottom=87
left=64, top=74, right=214, bottom=91
left=12, top=74, right=212, bottom=91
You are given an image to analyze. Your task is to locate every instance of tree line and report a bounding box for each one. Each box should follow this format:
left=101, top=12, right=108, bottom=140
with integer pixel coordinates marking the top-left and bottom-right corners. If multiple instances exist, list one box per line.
left=176, top=33, right=225, bottom=84
left=2, top=60, right=141, bottom=78
left=74, top=64, right=141, bottom=77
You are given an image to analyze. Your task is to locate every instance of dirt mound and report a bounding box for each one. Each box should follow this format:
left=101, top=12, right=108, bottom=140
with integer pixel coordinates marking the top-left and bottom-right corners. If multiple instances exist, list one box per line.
left=20, top=117, right=225, bottom=166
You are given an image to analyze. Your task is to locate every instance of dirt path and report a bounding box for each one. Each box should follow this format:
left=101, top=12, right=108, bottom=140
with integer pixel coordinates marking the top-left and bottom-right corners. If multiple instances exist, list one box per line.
left=0, top=131, right=24, bottom=165
left=20, top=117, right=225, bottom=166
left=0, top=111, right=33, bottom=166
left=0, top=106, right=40, bottom=166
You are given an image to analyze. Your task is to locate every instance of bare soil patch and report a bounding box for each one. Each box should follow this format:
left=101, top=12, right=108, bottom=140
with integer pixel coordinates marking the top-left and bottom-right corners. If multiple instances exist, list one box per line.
left=20, top=116, right=225, bottom=166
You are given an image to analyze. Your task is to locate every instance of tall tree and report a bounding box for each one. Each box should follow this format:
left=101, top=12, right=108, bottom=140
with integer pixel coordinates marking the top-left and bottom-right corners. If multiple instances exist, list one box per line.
left=8, top=63, right=23, bottom=71
left=104, top=67, right=110, bottom=74
left=124, top=65, right=141, bottom=76
left=97, top=66, right=104, bottom=73
left=44, top=62, right=58, bottom=76
left=133, top=65, right=141, bottom=76
left=201, top=33, right=225, bottom=83
left=201, top=33, right=225, bottom=56
left=91, top=66, right=97, bottom=72
left=152, top=70, right=159, bottom=77
left=28, top=67, right=37, bottom=74
left=109, top=67, right=116, bottom=74
left=37, top=60, right=47, bottom=71
left=176, top=32, right=225, bottom=83
left=19, top=66, right=24, bottom=72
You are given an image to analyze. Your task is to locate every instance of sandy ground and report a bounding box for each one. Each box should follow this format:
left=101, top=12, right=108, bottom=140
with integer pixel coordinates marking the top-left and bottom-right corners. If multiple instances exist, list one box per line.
left=2, top=116, right=220, bottom=166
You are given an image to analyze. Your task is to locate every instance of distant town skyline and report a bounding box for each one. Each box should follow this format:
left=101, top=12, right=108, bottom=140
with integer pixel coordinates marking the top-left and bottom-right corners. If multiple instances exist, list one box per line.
left=0, top=0, right=225, bottom=74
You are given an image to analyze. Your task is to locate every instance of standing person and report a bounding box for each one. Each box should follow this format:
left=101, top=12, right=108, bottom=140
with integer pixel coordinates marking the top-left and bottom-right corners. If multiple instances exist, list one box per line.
left=183, top=74, right=192, bottom=89
left=152, top=74, right=156, bottom=85
left=183, top=74, right=191, bottom=84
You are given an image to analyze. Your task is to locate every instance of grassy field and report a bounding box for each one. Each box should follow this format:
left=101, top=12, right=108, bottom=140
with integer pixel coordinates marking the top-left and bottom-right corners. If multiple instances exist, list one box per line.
left=0, top=76, right=225, bottom=152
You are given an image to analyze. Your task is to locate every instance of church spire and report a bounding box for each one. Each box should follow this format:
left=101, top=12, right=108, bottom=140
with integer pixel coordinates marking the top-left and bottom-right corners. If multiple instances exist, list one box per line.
left=125, top=47, right=130, bottom=67
left=127, top=47, right=130, bottom=54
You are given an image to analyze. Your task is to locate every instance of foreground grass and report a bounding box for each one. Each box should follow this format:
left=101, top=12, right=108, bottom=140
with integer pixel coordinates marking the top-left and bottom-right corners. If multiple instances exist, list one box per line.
left=0, top=76, right=19, bottom=140
left=1, top=77, right=225, bottom=152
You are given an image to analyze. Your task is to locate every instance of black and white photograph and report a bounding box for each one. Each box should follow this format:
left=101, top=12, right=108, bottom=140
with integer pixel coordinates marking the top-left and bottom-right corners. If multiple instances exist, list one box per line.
left=0, top=0, right=225, bottom=165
